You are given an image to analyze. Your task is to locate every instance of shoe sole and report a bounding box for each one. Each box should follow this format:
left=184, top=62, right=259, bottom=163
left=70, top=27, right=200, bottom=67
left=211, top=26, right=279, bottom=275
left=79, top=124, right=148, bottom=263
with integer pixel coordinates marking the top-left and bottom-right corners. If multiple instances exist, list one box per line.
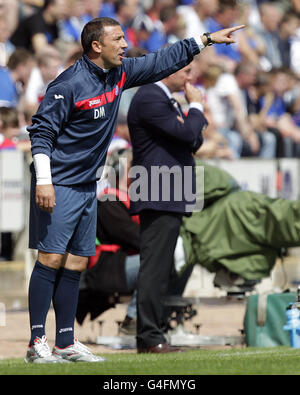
left=24, top=357, right=65, bottom=364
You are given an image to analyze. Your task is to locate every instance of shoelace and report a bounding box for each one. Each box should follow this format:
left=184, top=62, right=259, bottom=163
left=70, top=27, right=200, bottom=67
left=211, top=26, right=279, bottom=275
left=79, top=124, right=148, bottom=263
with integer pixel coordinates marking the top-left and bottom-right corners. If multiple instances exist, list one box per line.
left=34, top=336, right=52, bottom=357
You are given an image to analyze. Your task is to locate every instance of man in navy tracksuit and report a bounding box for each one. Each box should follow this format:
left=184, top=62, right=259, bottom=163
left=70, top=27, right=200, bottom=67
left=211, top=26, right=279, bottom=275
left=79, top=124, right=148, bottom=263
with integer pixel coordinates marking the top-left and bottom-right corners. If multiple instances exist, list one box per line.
left=26, top=17, right=244, bottom=362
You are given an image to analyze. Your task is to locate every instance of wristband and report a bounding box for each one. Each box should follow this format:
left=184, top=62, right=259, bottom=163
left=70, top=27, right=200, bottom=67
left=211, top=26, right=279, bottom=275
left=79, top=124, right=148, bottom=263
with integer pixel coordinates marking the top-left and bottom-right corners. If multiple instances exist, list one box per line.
left=33, top=153, right=52, bottom=185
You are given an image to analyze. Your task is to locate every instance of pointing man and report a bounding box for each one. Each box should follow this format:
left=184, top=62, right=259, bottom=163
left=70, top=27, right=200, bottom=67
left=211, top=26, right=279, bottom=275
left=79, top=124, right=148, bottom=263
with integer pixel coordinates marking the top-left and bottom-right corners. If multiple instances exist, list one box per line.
left=26, top=17, right=244, bottom=362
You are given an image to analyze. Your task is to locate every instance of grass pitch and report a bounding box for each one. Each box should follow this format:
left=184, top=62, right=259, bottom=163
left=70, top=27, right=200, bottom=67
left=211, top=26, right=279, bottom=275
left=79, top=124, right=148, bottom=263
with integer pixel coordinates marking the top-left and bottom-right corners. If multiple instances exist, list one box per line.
left=1, top=347, right=300, bottom=375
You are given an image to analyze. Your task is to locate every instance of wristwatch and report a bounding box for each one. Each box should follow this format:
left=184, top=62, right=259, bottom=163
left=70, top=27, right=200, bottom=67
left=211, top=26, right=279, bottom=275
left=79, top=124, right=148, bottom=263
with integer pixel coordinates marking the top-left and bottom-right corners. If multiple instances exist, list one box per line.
left=203, top=32, right=214, bottom=46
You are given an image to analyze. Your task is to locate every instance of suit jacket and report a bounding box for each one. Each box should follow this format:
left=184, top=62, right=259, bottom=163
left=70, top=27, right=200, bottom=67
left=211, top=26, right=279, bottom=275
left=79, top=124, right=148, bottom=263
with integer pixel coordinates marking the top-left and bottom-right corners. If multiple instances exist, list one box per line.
left=128, top=83, right=208, bottom=214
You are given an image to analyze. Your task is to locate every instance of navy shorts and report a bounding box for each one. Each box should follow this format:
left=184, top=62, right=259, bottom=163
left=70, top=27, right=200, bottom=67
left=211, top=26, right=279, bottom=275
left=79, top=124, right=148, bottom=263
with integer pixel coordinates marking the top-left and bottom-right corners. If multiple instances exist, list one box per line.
left=29, top=177, right=97, bottom=256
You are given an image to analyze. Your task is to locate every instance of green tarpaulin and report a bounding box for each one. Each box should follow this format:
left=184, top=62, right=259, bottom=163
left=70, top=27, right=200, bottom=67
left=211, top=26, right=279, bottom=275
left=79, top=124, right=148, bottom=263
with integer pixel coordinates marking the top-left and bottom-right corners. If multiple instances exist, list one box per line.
left=180, top=160, right=300, bottom=280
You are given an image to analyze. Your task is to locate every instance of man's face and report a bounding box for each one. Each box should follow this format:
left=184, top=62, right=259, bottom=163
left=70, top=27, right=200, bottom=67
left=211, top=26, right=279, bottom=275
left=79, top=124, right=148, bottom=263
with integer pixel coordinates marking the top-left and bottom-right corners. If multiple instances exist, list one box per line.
left=98, top=25, right=128, bottom=69
left=168, top=64, right=192, bottom=92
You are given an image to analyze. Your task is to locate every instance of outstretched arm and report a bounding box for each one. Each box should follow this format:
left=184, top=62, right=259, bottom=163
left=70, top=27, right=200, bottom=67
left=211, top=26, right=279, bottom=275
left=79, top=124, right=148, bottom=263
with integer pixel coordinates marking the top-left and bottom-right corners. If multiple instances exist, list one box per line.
left=123, top=25, right=245, bottom=90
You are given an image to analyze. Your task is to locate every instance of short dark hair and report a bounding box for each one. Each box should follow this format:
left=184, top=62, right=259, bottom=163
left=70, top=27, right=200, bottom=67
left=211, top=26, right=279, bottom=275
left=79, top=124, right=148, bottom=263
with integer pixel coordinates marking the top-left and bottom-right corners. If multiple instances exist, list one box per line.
left=160, top=6, right=177, bottom=23
left=81, top=17, right=121, bottom=54
left=217, top=0, right=238, bottom=12
left=0, top=107, right=19, bottom=129
left=114, top=0, right=127, bottom=14
left=7, top=48, right=32, bottom=71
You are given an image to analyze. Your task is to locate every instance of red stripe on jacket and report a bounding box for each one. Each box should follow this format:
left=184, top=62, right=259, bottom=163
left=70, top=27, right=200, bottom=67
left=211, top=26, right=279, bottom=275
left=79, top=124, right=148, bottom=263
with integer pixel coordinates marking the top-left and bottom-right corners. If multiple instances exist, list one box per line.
left=75, top=72, right=127, bottom=110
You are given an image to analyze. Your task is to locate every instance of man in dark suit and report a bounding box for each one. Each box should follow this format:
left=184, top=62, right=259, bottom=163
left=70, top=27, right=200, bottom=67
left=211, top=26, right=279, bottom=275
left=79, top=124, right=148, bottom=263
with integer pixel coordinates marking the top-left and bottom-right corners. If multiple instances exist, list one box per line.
left=127, top=63, right=208, bottom=353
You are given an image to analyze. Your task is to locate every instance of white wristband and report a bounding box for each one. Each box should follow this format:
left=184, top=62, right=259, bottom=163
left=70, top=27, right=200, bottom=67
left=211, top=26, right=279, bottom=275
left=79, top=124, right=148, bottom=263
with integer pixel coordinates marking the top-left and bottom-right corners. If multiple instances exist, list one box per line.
left=193, top=36, right=205, bottom=51
left=33, top=153, right=52, bottom=185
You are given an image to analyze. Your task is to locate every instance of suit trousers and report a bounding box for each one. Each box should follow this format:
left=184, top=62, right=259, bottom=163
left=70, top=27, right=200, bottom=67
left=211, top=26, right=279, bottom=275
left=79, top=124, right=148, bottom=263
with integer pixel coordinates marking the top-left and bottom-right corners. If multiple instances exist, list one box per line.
left=136, top=209, right=183, bottom=348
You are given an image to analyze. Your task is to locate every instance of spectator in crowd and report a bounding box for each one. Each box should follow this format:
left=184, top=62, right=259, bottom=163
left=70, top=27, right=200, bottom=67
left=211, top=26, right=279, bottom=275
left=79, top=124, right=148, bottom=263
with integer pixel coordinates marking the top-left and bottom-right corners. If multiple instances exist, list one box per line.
left=0, top=106, right=20, bottom=149
left=0, top=48, right=34, bottom=108
left=96, top=0, right=116, bottom=18
left=234, top=61, right=277, bottom=157
left=169, top=58, right=238, bottom=160
left=277, top=11, right=300, bottom=69
left=290, top=9, right=300, bottom=76
left=59, top=0, right=115, bottom=45
left=24, top=45, right=63, bottom=119
left=288, top=93, right=300, bottom=137
left=202, top=64, right=243, bottom=157
left=59, top=0, right=90, bottom=44
left=114, top=0, right=140, bottom=49
left=259, top=68, right=297, bottom=157
left=18, top=1, right=44, bottom=20
left=177, top=0, right=219, bottom=38
left=246, top=70, right=282, bottom=157
left=0, top=0, right=19, bottom=36
left=206, top=0, right=242, bottom=71
left=10, top=0, right=69, bottom=53
left=131, top=13, right=155, bottom=51
left=133, top=6, right=181, bottom=52
left=204, top=61, right=277, bottom=158
left=200, top=65, right=243, bottom=159
left=277, top=70, right=300, bottom=156
left=155, top=5, right=181, bottom=45
left=0, top=106, right=21, bottom=261
left=234, top=1, right=266, bottom=67
left=147, top=0, right=177, bottom=23
left=81, top=0, right=117, bottom=20
left=177, top=0, right=233, bottom=73
left=82, top=0, right=103, bottom=19
left=202, top=63, right=244, bottom=157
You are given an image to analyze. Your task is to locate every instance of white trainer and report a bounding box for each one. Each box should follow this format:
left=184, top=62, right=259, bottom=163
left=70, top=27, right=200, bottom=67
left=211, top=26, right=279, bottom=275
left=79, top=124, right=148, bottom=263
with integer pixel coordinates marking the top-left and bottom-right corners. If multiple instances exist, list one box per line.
left=52, top=339, right=106, bottom=363
left=25, top=336, right=67, bottom=364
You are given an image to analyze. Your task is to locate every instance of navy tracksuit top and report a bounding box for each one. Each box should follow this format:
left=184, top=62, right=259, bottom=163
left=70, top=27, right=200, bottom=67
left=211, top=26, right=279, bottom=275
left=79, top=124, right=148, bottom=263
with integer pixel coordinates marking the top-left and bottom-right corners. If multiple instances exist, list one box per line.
left=28, top=38, right=200, bottom=185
